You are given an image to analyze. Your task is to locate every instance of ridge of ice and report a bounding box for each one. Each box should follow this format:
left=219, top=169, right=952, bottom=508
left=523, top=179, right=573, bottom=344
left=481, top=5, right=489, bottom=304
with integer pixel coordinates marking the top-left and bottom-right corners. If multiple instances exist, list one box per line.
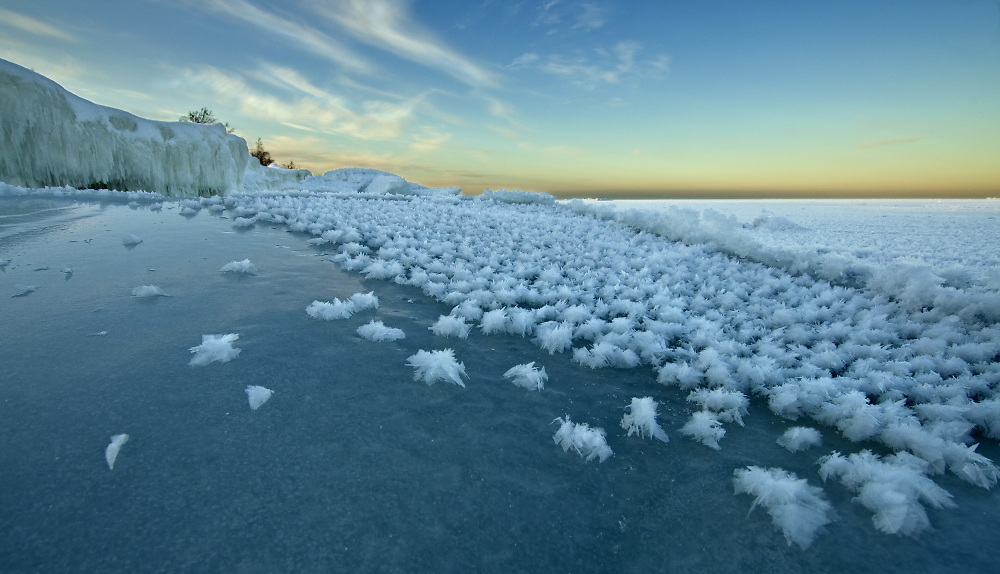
left=105, top=434, right=129, bottom=470
left=246, top=385, right=273, bottom=410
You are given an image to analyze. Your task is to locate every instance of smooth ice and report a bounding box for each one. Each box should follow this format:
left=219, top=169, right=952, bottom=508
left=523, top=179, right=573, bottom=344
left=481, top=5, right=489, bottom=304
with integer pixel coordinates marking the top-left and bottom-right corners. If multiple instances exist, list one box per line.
left=2, top=197, right=1000, bottom=574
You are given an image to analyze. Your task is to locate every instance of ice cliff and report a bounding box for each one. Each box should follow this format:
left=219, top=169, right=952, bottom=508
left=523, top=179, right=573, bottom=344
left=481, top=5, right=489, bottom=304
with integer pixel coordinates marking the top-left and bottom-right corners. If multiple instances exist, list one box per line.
left=0, top=58, right=248, bottom=197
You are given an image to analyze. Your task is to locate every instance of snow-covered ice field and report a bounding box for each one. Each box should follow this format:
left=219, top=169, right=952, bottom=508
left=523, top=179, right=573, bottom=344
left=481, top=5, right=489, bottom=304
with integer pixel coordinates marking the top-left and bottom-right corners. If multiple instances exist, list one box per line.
left=1, top=191, right=999, bottom=573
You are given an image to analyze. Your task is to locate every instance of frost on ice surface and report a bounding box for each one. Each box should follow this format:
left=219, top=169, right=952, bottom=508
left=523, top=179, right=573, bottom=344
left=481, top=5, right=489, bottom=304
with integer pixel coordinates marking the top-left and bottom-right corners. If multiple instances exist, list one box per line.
left=503, top=362, right=547, bottom=391
left=480, top=308, right=511, bottom=334
left=687, top=388, right=749, bottom=426
left=819, top=450, right=955, bottom=537
left=621, top=397, right=669, bottom=442
left=533, top=321, right=574, bottom=354
left=105, top=434, right=129, bottom=470
left=121, top=234, right=142, bottom=247
left=349, top=291, right=379, bottom=310
left=777, top=427, right=823, bottom=452
left=552, top=416, right=613, bottom=462
left=188, top=334, right=241, bottom=366
left=219, top=259, right=257, bottom=274
left=12, top=284, right=37, bottom=297
left=681, top=411, right=726, bottom=450
left=246, top=385, right=273, bottom=410
left=407, top=349, right=467, bottom=387
left=357, top=320, right=405, bottom=342
left=306, top=299, right=356, bottom=320
left=131, top=285, right=167, bottom=297
left=733, top=466, right=831, bottom=549
left=429, top=315, right=471, bottom=339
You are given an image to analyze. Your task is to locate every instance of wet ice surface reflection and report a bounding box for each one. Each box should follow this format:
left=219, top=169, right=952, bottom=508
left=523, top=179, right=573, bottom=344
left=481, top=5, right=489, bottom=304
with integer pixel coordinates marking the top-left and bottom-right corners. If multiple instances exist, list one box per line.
left=0, top=198, right=998, bottom=573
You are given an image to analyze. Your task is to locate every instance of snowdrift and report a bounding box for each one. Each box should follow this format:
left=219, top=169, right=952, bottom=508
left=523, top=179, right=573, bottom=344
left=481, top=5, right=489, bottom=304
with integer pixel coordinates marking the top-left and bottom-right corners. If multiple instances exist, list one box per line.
left=296, top=168, right=461, bottom=197
left=0, top=59, right=249, bottom=197
left=243, top=157, right=311, bottom=193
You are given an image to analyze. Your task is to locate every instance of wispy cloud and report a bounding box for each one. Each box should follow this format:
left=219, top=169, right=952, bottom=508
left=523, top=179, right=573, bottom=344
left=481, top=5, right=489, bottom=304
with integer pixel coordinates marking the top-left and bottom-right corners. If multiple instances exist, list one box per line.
left=573, top=3, right=607, bottom=31
left=174, top=65, right=420, bottom=140
left=516, top=41, right=668, bottom=89
left=0, top=8, right=77, bottom=42
left=857, top=136, right=922, bottom=149
left=306, top=0, right=497, bottom=88
left=410, top=130, right=452, bottom=153
left=532, top=0, right=608, bottom=32
left=202, top=0, right=372, bottom=74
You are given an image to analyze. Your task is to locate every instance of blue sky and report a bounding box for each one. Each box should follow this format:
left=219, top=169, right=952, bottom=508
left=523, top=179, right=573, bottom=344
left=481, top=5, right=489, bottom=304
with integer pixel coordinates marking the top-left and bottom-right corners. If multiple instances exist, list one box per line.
left=1, top=0, right=998, bottom=196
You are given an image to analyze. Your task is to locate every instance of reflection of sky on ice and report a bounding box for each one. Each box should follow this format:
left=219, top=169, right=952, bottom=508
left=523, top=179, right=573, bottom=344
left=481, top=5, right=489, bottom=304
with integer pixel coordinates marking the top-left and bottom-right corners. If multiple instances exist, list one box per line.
left=1, top=198, right=999, bottom=573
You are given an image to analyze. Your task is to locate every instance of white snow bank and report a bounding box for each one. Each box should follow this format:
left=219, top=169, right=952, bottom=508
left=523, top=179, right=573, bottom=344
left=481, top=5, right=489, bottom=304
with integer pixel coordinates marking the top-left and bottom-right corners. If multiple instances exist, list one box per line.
left=105, top=433, right=129, bottom=470
left=357, top=320, right=405, bottom=342
left=407, top=349, right=467, bottom=387
left=733, top=466, right=831, bottom=549
left=621, top=397, right=669, bottom=442
left=188, top=333, right=241, bottom=366
left=777, top=427, right=823, bottom=452
left=566, top=200, right=1000, bottom=324
left=242, top=156, right=310, bottom=193
left=0, top=58, right=248, bottom=196
left=131, top=285, right=167, bottom=297
left=246, top=385, right=273, bottom=410
left=295, top=168, right=460, bottom=197
left=478, top=189, right=555, bottom=205
left=503, top=362, right=547, bottom=391
left=819, top=450, right=955, bottom=536
left=219, top=259, right=257, bottom=274
left=552, top=416, right=613, bottom=462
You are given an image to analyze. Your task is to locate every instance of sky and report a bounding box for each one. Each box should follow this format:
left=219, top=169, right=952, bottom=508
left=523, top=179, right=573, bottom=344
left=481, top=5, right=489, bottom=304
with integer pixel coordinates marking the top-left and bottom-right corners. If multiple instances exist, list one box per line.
left=1, top=0, right=998, bottom=197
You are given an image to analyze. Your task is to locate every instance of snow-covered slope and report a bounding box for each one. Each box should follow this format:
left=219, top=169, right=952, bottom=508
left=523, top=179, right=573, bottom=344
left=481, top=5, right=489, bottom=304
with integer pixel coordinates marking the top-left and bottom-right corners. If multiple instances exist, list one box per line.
left=0, top=58, right=248, bottom=197
left=296, top=168, right=461, bottom=197
left=242, top=157, right=311, bottom=193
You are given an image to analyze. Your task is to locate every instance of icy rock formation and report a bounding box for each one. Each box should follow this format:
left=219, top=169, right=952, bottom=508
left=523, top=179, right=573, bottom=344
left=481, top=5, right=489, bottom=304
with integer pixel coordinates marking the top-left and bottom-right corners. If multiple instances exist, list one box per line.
left=621, top=397, right=669, bottom=442
left=777, top=427, right=823, bottom=452
left=552, top=416, right=613, bottom=462
left=357, top=320, right=405, bottom=342
left=246, top=385, right=273, bottom=410
left=219, top=259, right=257, bottom=274
left=407, top=349, right=467, bottom=387
left=189, top=334, right=241, bottom=366
left=733, top=466, right=831, bottom=549
left=105, top=434, right=129, bottom=470
left=0, top=58, right=248, bottom=196
left=503, top=362, right=547, bottom=391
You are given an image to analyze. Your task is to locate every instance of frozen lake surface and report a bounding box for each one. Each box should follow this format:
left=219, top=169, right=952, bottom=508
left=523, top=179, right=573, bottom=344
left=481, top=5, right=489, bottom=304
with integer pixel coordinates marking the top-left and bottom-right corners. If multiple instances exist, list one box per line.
left=1, top=196, right=999, bottom=573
